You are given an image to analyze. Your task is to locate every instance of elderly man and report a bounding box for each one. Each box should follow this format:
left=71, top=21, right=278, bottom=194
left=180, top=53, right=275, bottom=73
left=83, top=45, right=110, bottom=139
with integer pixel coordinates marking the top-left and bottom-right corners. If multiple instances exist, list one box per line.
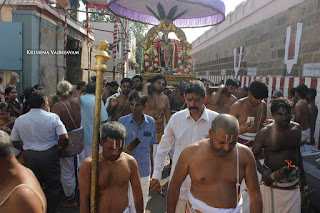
left=52, top=80, right=82, bottom=207
left=168, top=114, right=262, bottom=213
left=150, top=80, right=218, bottom=213
left=253, top=98, right=305, bottom=213
left=0, top=130, right=46, bottom=213
left=119, top=92, right=158, bottom=211
left=79, top=121, right=143, bottom=213
left=6, top=72, right=19, bottom=89
left=11, top=91, right=68, bottom=213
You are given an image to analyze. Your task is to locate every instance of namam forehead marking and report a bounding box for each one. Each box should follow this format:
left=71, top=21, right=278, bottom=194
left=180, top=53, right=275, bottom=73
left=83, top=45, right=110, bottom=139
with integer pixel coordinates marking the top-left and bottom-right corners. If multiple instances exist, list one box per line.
left=113, top=139, right=124, bottom=149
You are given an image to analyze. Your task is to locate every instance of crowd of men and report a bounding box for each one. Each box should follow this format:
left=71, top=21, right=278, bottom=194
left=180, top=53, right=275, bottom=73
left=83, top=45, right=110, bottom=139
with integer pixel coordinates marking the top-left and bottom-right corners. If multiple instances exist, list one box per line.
left=0, top=72, right=318, bottom=213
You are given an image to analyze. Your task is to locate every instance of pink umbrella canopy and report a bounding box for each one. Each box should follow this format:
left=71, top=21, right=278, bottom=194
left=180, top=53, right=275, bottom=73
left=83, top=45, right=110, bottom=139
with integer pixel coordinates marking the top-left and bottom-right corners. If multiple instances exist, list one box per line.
left=87, top=0, right=225, bottom=28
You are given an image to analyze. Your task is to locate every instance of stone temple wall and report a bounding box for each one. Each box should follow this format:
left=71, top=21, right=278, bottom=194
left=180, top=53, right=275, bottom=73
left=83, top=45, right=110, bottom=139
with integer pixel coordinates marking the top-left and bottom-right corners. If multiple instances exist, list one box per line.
left=191, top=0, right=320, bottom=78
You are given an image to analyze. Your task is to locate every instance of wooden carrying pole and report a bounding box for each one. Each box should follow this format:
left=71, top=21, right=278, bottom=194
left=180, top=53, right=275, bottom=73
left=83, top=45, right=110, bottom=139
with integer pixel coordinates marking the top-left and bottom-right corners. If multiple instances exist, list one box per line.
left=90, top=40, right=110, bottom=213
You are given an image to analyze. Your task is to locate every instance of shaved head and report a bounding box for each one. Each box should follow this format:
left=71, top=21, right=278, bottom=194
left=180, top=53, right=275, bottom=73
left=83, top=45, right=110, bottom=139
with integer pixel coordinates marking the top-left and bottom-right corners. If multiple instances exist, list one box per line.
left=211, top=114, right=239, bottom=136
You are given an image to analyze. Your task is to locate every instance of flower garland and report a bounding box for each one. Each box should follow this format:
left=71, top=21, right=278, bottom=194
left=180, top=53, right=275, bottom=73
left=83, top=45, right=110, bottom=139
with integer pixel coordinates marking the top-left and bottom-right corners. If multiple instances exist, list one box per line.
left=143, top=20, right=191, bottom=52
left=144, top=48, right=159, bottom=72
left=177, top=51, right=192, bottom=74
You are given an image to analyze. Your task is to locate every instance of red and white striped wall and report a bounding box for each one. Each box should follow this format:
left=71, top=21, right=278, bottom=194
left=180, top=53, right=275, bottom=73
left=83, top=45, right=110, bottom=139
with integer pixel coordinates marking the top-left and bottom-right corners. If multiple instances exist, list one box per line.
left=197, top=74, right=320, bottom=149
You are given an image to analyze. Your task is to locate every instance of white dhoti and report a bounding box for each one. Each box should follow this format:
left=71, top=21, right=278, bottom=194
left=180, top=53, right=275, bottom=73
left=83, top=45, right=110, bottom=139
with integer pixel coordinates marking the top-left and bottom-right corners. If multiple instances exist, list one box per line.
left=60, top=156, right=76, bottom=198
left=238, top=133, right=264, bottom=213
left=123, top=205, right=133, bottom=213
left=261, top=180, right=301, bottom=213
left=300, top=128, right=314, bottom=153
left=187, top=192, right=242, bottom=213
left=128, top=176, right=150, bottom=213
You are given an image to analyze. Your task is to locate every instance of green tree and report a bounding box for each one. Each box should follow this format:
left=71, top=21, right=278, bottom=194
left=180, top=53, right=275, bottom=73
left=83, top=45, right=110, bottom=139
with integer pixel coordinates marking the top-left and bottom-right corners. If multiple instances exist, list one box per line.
left=86, top=6, right=148, bottom=72
left=89, top=8, right=113, bottom=22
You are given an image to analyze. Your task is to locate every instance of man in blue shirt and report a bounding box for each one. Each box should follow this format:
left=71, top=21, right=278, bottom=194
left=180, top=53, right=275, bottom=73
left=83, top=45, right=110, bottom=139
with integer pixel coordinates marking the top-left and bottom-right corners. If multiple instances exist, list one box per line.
left=79, top=82, right=108, bottom=167
left=119, top=92, right=157, bottom=211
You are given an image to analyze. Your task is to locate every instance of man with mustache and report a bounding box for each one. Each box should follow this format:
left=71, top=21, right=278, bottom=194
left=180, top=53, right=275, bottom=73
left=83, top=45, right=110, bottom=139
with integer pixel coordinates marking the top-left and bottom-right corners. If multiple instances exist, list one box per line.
left=79, top=121, right=143, bottom=213
left=252, top=98, right=305, bottom=213
left=150, top=80, right=218, bottom=213
left=168, top=114, right=262, bottom=213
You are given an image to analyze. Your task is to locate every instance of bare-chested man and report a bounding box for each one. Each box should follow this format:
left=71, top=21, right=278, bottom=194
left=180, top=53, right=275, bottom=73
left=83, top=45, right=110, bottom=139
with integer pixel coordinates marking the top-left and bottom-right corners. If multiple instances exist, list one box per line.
left=307, top=88, right=318, bottom=146
left=0, top=130, right=46, bottom=213
left=102, top=81, right=119, bottom=103
left=294, top=84, right=310, bottom=149
left=229, top=79, right=268, bottom=212
left=79, top=121, right=143, bottom=213
left=252, top=98, right=305, bottom=213
left=6, top=72, right=19, bottom=89
left=211, top=78, right=238, bottom=113
left=233, top=81, right=248, bottom=99
left=200, top=78, right=214, bottom=109
left=52, top=80, right=82, bottom=207
left=229, top=80, right=268, bottom=148
left=108, top=78, right=132, bottom=121
left=143, top=75, right=171, bottom=142
left=168, top=114, right=262, bottom=213
left=168, top=80, right=186, bottom=113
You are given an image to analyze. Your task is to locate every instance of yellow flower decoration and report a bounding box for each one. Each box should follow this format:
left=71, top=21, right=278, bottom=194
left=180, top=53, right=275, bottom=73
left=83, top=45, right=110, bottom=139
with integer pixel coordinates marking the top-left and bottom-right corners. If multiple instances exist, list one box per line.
left=176, top=33, right=179, bottom=37
left=179, top=37, right=182, bottom=40
left=187, top=48, right=190, bottom=51
left=184, top=40, right=187, bottom=43
left=150, top=37, right=153, bottom=41
left=156, top=30, right=160, bottom=33
left=186, top=43, right=190, bottom=47
left=144, top=46, right=147, bottom=50
left=153, top=34, right=157, bottom=37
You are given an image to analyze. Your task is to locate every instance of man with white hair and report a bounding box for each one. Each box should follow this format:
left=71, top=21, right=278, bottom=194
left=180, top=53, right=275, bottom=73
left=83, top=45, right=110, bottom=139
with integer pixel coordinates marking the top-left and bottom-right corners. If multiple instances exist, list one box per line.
left=6, top=72, right=19, bottom=89
left=0, top=130, right=47, bottom=213
left=52, top=80, right=82, bottom=207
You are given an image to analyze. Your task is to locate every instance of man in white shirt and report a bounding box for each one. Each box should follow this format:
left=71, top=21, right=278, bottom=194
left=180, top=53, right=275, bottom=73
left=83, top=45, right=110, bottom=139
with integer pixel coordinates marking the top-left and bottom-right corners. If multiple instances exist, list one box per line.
left=11, top=91, right=68, bottom=213
left=150, top=80, right=219, bottom=213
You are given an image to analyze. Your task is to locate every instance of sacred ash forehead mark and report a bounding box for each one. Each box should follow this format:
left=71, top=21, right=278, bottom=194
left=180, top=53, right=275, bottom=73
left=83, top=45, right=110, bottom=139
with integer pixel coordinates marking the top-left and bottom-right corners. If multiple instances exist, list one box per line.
left=113, top=139, right=124, bottom=149
left=225, top=135, right=234, bottom=143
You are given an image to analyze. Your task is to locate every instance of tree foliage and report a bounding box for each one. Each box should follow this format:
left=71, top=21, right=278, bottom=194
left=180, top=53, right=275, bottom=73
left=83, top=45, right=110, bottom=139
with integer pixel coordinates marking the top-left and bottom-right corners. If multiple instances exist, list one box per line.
left=87, top=6, right=149, bottom=73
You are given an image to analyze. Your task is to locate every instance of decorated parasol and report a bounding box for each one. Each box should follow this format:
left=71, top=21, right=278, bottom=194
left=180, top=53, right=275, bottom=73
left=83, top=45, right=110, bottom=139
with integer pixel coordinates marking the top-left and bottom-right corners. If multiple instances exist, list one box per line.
left=88, top=0, right=225, bottom=28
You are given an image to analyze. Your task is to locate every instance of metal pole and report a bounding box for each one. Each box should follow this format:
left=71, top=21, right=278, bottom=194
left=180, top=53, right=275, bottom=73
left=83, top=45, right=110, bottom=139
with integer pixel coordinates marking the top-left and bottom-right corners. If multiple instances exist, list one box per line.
left=90, top=40, right=110, bottom=213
